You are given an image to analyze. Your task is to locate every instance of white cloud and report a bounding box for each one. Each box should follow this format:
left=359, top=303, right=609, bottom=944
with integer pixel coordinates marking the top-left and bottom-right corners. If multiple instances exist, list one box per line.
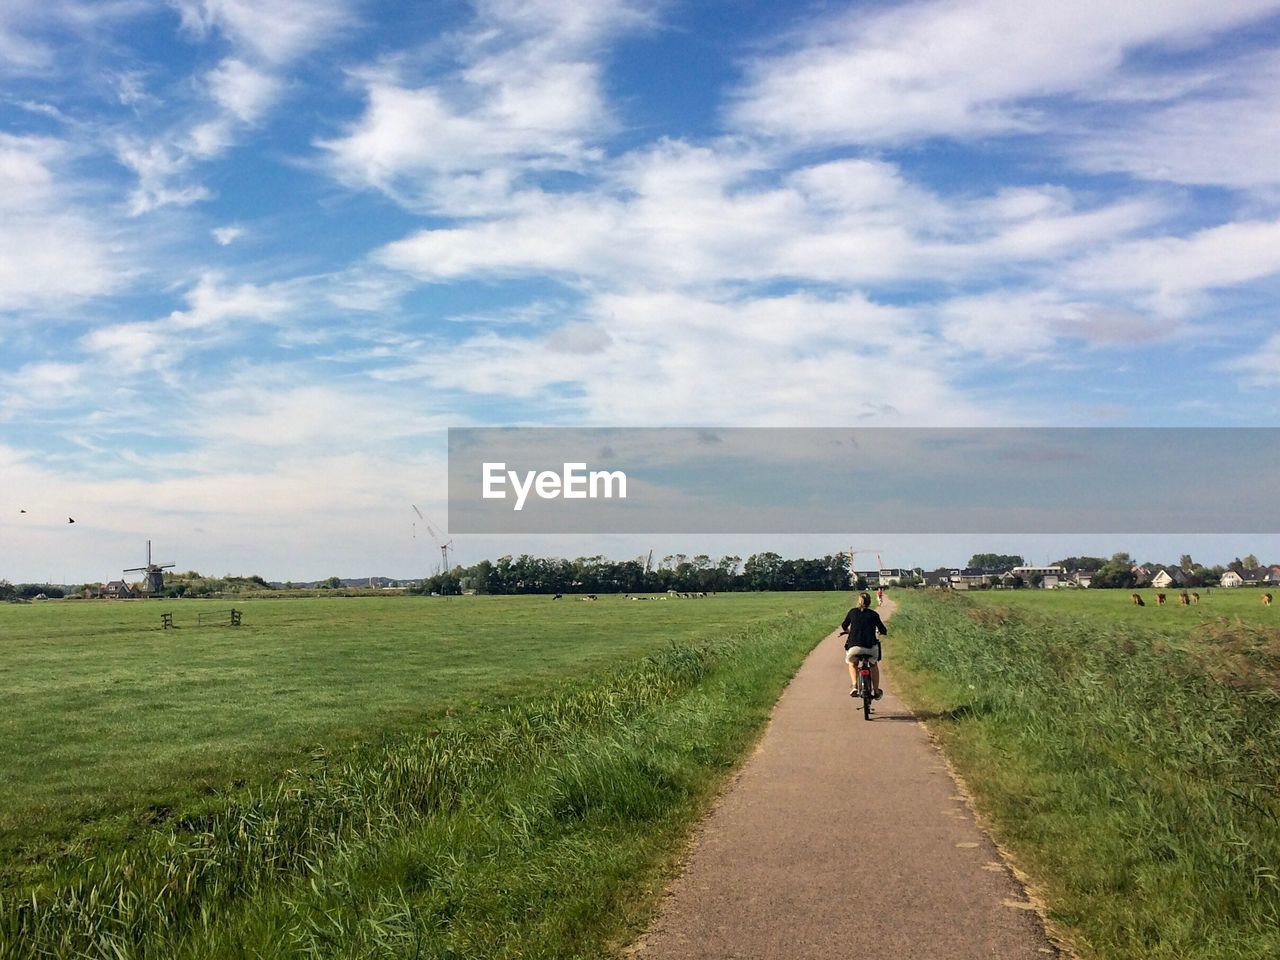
left=0, top=3, right=54, bottom=74
left=322, top=74, right=606, bottom=196
left=115, top=136, right=213, bottom=214
left=79, top=322, right=170, bottom=372
left=113, top=57, right=283, bottom=211
left=376, top=143, right=1162, bottom=291
left=112, top=68, right=153, bottom=106
left=0, top=1, right=153, bottom=77
left=212, top=224, right=244, bottom=245
left=319, top=0, right=655, bottom=210
left=114, top=3, right=325, bottom=214
left=0, top=134, right=121, bottom=308
left=1071, top=50, right=1280, bottom=189
left=0, top=362, right=88, bottom=421
left=372, top=289, right=986, bottom=426
left=1066, top=219, right=1280, bottom=315
left=189, top=379, right=448, bottom=449
left=206, top=57, right=281, bottom=123
left=471, top=0, right=658, bottom=49
left=80, top=274, right=296, bottom=371
left=729, top=0, right=1280, bottom=145
left=172, top=0, right=353, bottom=64
left=937, top=292, right=1175, bottom=360
left=0, top=133, right=60, bottom=210
left=1227, top=333, right=1280, bottom=386
left=115, top=55, right=287, bottom=212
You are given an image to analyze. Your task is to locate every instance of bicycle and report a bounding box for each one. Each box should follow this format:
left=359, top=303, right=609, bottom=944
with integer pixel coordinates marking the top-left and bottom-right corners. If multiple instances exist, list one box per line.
left=852, top=652, right=876, bottom=721
left=840, top=628, right=877, bottom=721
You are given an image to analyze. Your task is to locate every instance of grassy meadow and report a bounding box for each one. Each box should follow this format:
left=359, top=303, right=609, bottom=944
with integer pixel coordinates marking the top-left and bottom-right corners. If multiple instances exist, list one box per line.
left=890, top=587, right=1280, bottom=960
left=0, top=591, right=845, bottom=957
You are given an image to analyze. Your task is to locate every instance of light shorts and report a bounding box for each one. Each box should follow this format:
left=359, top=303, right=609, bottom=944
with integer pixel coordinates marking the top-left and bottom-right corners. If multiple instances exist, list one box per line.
left=845, top=644, right=882, bottom=664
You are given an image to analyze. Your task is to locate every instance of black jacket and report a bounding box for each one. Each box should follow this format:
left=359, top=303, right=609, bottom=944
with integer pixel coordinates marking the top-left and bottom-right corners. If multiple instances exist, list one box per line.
left=841, top=607, right=887, bottom=649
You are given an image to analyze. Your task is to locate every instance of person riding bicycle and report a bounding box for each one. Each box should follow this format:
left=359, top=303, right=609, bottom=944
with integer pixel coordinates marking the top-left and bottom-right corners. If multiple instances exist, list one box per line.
left=840, top=592, right=886, bottom=700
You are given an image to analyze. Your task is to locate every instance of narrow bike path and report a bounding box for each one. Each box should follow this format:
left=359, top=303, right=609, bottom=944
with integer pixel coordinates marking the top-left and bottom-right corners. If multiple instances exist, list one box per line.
left=629, top=599, right=1059, bottom=960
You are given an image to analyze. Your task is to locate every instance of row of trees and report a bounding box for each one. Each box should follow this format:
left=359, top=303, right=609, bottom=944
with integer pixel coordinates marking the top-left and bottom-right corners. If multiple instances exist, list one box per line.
left=1072, top=553, right=1268, bottom=590
left=0, top=581, right=66, bottom=601
left=960, top=553, right=1272, bottom=589
left=419, top=553, right=856, bottom=596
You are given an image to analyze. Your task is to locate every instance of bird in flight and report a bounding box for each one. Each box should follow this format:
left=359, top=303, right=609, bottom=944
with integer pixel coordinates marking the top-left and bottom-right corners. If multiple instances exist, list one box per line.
left=68, top=517, right=75, bottom=524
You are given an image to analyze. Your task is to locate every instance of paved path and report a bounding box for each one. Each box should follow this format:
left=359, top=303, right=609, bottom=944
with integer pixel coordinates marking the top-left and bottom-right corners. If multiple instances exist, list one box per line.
left=629, top=599, right=1059, bottom=960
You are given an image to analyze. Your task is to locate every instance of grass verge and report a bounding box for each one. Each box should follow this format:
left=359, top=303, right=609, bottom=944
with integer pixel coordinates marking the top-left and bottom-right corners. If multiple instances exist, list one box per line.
left=0, top=592, right=824, bottom=884
left=0, top=604, right=835, bottom=959
left=889, top=592, right=1280, bottom=960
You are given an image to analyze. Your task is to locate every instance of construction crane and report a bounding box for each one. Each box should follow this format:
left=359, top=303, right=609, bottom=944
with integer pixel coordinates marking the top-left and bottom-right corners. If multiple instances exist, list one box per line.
left=412, top=505, right=453, bottom=574
left=846, top=547, right=883, bottom=588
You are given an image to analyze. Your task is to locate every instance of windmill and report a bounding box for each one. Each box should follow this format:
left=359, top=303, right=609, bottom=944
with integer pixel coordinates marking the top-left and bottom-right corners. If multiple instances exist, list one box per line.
left=124, top=540, right=176, bottom=595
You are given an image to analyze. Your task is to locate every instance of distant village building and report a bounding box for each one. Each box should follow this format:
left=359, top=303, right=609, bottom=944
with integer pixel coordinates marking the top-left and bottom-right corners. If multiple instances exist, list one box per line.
left=959, top=568, right=996, bottom=588
left=853, top=570, right=880, bottom=587
left=1010, top=565, right=1067, bottom=580
left=1150, top=568, right=1188, bottom=589
left=1219, top=568, right=1272, bottom=588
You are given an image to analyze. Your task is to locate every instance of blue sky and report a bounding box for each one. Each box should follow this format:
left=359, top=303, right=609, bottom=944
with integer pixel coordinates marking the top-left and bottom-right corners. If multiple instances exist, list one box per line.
left=3, top=0, right=1280, bottom=582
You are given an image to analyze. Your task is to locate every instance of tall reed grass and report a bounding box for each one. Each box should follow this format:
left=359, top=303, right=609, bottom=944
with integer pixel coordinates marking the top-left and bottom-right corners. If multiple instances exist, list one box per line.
left=893, top=593, right=1280, bottom=960
left=1, top=606, right=835, bottom=958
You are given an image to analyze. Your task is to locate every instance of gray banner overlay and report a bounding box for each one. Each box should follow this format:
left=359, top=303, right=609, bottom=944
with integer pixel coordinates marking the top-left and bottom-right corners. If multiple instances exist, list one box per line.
left=448, top=428, right=1280, bottom=534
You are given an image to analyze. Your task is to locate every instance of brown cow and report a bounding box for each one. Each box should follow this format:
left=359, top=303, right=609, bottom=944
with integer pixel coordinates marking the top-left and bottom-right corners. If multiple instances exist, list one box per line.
left=1191, top=592, right=1200, bottom=604
left=1130, top=593, right=1145, bottom=607
left=1179, top=591, right=1190, bottom=605
left=1156, top=593, right=1166, bottom=606
left=1264, top=593, right=1273, bottom=607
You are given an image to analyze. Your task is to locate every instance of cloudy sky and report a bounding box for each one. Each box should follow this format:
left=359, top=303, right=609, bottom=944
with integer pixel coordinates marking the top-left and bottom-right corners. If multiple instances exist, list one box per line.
left=3, top=0, right=1280, bottom=583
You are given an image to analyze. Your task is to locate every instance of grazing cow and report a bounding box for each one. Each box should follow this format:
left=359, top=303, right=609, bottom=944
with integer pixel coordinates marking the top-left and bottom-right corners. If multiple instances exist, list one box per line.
left=1264, top=593, right=1273, bottom=607
left=553, top=593, right=563, bottom=600
left=1156, top=593, right=1167, bottom=606
left=1130, top=593, right=1145, bottom=607
left=1179, top=591, right=1190, bottom=605
left=1191, top=592, right=1200, bottom=604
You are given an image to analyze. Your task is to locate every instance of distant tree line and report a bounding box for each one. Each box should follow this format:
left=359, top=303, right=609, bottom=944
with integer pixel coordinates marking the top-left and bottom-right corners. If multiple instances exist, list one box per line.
left=1078, top=552, right=1261, bottom=590
left=0, top=581, right=66, bottom=601
left=419, top=553, right=856, bottom=596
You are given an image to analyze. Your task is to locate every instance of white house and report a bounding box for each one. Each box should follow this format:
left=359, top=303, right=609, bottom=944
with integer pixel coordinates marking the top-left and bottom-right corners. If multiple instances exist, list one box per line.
left=878, top=568, right=913, bottom=586
left=1221, top=570, right=1244, bottom=588
left=1010, top=565, right=1067, bottom=587
left=1151, top=568, right=1187, bottom=589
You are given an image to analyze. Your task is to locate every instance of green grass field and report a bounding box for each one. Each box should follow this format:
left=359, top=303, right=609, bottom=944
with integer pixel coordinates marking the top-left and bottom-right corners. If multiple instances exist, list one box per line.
left=0, top=591, right=846, bottom=958
left=890, top=587, right=1280, bottom=960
